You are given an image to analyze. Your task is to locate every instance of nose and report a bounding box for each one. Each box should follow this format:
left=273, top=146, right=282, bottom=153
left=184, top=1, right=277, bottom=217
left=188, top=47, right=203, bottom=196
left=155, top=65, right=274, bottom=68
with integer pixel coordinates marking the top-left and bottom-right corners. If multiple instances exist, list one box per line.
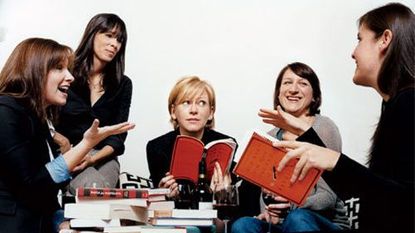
left=189, top=102, right=198, bottom=114
left=351, top=47, right=356, bottom=60
left=65, top=69, right=75, bottom=83
left=288, top=83, right=299, bottom=92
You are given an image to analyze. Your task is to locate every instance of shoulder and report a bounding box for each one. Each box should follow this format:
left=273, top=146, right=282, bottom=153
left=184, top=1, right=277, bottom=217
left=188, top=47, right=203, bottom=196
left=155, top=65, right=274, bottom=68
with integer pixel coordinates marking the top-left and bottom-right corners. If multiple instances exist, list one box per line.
left=0, top=96, right=28, bottom=116
left=314, top=115, right=339, bottom=129
left=204, top=129, right=237, bottom=143
left=389, top=88, right=414, bottom=111
left=120, top=75, right=132, bottom=87
left=147, top=130, right=178, bottom=148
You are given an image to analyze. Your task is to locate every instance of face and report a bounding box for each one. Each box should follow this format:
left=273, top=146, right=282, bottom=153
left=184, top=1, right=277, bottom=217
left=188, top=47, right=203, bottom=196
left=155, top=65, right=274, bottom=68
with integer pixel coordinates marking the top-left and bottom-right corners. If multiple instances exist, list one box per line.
left=93, top=28, right=122, bottom=65
left=44, top=60, right=74, bottom=106
left=351, top=24, right=383, bottom=89
left=171, top=90, right=214, bottom=138
left=278, top=69, right=313, bottom=117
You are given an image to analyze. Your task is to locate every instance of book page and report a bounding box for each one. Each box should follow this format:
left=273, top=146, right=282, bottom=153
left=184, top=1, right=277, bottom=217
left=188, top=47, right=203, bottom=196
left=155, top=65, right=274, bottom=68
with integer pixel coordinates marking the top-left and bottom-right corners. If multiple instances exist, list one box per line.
left=205, top=142, right=235, bottom=180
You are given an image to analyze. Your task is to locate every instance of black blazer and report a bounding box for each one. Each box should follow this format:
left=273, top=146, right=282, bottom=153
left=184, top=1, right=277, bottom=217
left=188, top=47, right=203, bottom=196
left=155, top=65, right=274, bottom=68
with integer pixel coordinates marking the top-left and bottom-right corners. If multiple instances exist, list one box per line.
left=0, top=96, right=64, bottom=233
left=57, top=75, right=132, bottom=157
left=146, top=129, right=238, bottom=187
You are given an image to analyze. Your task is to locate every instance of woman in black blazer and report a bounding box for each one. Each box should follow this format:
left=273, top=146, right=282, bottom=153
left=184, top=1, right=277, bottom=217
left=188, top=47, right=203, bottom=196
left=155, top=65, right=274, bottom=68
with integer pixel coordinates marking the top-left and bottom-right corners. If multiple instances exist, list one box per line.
left=0, top=38, right=134, bottom=233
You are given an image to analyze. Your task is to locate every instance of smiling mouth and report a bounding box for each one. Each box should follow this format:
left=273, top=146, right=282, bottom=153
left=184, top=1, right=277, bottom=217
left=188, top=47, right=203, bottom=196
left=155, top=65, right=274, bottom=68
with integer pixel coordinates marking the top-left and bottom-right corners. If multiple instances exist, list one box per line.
left=58, top=86, right=69, bottom=94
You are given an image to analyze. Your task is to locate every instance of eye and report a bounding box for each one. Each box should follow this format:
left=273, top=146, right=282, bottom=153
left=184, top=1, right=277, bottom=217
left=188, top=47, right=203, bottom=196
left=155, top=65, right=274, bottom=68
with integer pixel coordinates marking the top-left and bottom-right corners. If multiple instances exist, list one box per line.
left=282, top=81, right=292, bottom=85
left=197, top=100, right=207, bottom=107
left=299, top=81, right=309, bottom=87
left=181, top=100, right=190, bottom=106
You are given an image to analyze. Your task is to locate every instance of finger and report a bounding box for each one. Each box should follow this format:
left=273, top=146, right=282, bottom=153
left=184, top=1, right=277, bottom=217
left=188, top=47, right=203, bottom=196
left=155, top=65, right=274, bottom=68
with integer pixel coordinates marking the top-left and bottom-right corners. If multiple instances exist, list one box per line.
left=290, top=153, right=307, bottom=183
left=91, top=119, right=100, bottom=130
left=299, top=160, right=314, bottom=181
left=215, top=162, right=223, bottom=180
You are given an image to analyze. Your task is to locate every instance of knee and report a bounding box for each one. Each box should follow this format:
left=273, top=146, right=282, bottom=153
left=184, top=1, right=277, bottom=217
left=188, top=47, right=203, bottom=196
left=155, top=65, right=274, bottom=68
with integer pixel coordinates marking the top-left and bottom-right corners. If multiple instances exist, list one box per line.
left=231, top=217, right=258, bottom=233
left=284, top=209, right=313, bottom=223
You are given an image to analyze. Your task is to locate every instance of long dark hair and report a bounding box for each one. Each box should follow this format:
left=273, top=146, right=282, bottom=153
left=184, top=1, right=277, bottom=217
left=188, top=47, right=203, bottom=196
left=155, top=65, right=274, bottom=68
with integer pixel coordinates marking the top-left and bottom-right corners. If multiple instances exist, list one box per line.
left=72, top=13, right=127, bottom=95
left=363, top=3, right=415, bottom=166
left=273, top=62, right=322, bottom=116
left=0, top=38, right=73, bottom=121
left=359, top=3, right=415, bottom=99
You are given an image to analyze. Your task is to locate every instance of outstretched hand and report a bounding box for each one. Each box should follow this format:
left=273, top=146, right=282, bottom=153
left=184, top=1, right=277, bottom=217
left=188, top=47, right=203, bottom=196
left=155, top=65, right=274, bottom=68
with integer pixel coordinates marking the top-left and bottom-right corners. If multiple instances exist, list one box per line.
left=83, top=119, right=135, bottom=148
left=258, top=106, right=311, bottom=136
left=273, top=140, right=340, bottom=183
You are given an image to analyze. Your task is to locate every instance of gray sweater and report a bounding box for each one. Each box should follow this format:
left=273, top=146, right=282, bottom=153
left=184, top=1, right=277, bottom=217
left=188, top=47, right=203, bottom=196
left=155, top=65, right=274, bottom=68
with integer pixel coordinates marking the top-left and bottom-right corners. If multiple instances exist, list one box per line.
left=264, top=114, right=350, bottom=229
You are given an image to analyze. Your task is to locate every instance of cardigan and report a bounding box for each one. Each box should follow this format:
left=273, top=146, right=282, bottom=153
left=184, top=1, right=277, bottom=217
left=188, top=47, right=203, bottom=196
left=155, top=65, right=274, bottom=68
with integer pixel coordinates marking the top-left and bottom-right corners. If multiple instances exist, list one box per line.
left=238, top=115, right=349, bottom=229
left=146, top=128, right=237, bottom=187
left=56, top=75, right=132, bottom=157
left=0, top=96, right=64, bottom=233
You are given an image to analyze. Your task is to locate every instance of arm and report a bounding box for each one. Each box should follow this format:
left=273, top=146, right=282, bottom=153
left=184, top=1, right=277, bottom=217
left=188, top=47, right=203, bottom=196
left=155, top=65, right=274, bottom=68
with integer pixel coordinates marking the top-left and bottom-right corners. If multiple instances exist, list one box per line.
left=100, top=76, right=133, bottom=156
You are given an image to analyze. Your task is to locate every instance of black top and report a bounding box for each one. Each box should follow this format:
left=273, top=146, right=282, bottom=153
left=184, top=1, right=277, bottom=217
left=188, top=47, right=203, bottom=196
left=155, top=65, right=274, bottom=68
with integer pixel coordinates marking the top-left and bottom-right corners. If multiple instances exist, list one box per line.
left=146, top=128, right=237, bottom=187
left=56, top=75, right=132, bottom=157
left=0, top=96, right=64, bottom=233
left=299, top=88, right=415, bottom=233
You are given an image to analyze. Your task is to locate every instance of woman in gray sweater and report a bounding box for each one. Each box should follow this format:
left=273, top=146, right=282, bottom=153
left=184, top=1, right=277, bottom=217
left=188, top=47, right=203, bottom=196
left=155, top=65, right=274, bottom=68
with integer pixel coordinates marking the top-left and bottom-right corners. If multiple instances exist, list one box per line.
left=233, top=62, right=349, bottom=232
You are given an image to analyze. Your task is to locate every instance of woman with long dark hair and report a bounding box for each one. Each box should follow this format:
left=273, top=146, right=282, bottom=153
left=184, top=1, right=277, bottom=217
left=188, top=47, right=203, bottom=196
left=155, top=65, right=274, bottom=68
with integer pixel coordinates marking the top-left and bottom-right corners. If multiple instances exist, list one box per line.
left=56, top=13, right=132, bottom=194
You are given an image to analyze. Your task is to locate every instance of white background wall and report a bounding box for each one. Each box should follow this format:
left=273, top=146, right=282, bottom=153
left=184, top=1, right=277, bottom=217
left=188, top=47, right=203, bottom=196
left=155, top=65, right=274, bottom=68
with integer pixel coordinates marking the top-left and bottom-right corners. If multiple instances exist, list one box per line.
left=1, top=0, right=413, bottom=178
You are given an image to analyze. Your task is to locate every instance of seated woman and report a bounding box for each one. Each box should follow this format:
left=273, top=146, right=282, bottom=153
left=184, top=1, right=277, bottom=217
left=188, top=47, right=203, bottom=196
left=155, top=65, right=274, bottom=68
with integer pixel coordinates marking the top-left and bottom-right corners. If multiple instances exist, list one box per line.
left=55, top=13, right=132, bottom=194
left=147, top=76, right=238, bottom=233
left=233, top=62, right=350, bottom=233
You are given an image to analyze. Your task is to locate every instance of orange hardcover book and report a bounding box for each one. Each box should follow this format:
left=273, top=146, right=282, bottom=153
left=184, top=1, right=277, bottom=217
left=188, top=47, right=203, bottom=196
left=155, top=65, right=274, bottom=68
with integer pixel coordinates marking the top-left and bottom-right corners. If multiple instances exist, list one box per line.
left=233, top=130, right=322, bottom=206
left=170, top=135, right=237, bottom=184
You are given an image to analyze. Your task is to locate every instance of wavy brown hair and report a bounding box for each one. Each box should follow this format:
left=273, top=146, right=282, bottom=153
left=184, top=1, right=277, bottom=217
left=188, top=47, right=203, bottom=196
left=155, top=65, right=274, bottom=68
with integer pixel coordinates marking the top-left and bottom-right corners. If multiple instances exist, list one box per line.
left=0, top=38, right=73, bottom=121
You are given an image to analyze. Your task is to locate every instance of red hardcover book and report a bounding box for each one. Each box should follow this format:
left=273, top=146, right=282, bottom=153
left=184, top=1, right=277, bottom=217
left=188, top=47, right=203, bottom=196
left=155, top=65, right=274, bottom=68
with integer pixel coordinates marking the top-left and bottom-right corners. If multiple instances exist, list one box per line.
left=76, top=187, right=149, bottom=199
left=233, top=130, right=322, bottom=206
left=170, top=135, right=237, bottom=184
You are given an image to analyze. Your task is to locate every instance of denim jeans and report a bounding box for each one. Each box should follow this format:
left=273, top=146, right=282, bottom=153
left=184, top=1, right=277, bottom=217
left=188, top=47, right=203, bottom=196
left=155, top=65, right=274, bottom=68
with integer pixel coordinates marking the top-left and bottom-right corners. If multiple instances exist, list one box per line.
left=231, top=209, right=342, bottom=233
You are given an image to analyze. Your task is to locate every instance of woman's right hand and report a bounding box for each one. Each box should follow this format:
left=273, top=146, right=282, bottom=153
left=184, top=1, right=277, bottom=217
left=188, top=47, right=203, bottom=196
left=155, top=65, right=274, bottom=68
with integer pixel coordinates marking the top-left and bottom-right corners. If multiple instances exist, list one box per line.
left=158, top=172, right=179, bottom=198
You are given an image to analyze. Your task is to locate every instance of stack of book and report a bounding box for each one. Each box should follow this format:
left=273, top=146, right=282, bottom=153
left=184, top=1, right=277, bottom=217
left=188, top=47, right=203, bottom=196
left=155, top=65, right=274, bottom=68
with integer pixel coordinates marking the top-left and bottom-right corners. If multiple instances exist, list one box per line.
left=63, top=187, right=170, bottom=232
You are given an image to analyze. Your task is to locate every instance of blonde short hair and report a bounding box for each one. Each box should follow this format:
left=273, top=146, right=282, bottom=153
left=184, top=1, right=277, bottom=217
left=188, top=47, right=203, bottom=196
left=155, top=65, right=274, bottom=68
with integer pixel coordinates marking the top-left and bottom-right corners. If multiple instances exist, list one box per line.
left=168, top=76, right=216, bottom=129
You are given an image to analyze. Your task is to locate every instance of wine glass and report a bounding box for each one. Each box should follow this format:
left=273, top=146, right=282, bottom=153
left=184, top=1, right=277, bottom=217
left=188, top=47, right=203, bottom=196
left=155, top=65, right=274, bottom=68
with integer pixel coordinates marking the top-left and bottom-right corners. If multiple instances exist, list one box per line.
left=262, top=191, right=290, bottom=233
left=175, top=182, right=195, bottom=209
left=213, top=185, right=239, bottom=233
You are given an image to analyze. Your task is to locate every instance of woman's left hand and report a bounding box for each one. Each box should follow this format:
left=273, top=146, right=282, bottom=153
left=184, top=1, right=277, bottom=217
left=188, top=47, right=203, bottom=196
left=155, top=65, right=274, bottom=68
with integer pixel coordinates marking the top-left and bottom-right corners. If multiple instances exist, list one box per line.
left=210, top=162, right=231, bottom=192
left=82, top=119, right=135, bottom=148
left=273, top=140, right=340, bottom=183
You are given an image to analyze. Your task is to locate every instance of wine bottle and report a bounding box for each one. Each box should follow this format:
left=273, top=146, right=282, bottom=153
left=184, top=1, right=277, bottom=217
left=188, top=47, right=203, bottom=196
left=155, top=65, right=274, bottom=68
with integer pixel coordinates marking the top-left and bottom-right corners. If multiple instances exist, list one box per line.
left=192, top=149, right=213, bottom=209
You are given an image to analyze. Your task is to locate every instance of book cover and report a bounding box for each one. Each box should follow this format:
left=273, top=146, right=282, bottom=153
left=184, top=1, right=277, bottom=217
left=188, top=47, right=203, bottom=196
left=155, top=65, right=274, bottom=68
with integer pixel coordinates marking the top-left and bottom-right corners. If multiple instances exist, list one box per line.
left=233, top=130, right=322, bottom=206
left=170, top=135, right=237, bottom=184
left=76, top=188, right=150, bottom=199
left=75, top=197, right=148, bottom=207
left=148, top=201, right=175, bottom=210
left=64, top=203, right=148, bottom=223
left=148, top=209, right=217, bottom=219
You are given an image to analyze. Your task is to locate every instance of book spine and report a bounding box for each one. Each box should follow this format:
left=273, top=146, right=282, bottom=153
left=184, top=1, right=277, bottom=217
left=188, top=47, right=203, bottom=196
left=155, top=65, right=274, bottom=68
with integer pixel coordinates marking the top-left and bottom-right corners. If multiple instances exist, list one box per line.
left=77, top=188, right=149, bottom=199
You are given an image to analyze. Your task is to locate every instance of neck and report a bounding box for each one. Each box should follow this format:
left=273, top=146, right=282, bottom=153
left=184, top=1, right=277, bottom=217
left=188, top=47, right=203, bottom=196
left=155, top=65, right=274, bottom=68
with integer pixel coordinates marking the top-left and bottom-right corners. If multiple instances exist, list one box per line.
left=180, top=128, right=204, bottom=140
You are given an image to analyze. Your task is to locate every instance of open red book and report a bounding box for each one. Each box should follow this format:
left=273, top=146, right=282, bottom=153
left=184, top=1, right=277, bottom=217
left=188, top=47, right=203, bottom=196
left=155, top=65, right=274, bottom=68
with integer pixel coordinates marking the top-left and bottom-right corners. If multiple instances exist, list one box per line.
left=233, top=130, right=322, bottom=206
left=170, top=135, right=237, bottom=184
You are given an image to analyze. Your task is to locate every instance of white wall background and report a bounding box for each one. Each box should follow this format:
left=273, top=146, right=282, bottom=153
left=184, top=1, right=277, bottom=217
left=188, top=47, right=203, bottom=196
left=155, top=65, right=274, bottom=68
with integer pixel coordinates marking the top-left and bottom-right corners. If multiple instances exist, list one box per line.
left=1, top=0, right=413, bottom=178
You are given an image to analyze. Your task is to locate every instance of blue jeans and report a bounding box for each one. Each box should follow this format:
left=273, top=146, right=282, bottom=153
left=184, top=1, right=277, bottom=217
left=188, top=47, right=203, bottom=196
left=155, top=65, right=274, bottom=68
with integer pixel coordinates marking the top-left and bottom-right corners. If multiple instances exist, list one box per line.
left=231, top=209, right=341, bottom=233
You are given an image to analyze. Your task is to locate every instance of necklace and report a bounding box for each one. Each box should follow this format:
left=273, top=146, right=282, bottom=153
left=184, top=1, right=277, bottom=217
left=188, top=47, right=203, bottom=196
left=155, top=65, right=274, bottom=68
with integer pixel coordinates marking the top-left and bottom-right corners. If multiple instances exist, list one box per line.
left=88, top=74, right=104, bottom=92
